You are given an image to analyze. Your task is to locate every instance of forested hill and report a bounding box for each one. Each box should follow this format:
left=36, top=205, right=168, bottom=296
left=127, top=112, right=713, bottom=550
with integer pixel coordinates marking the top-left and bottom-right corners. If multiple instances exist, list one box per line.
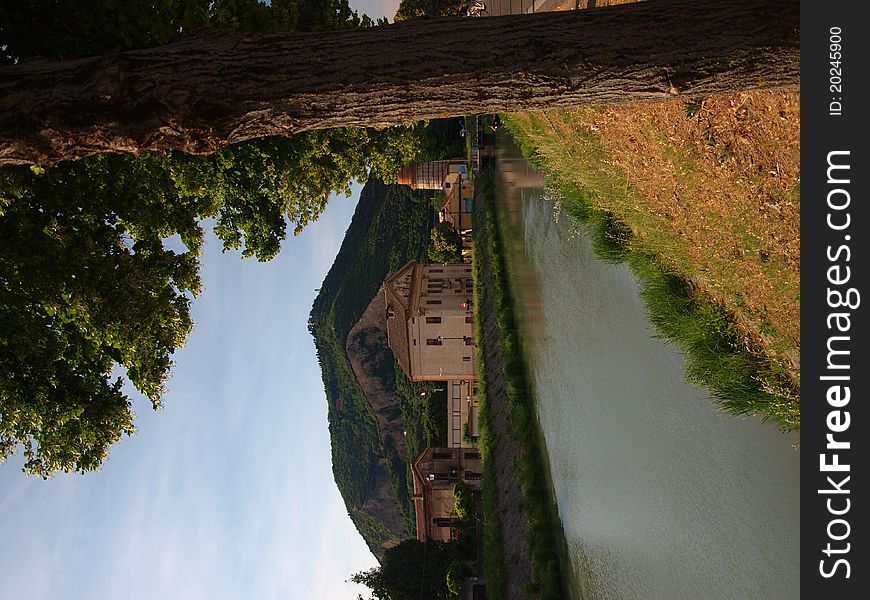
left=308, top=179, right=432, bottom=557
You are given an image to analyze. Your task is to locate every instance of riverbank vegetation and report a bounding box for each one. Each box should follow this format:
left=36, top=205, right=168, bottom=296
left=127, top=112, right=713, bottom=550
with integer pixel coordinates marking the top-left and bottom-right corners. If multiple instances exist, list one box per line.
left=503, top=95, right=800, bottom=430
left=474, top=171, right=566, bottom=600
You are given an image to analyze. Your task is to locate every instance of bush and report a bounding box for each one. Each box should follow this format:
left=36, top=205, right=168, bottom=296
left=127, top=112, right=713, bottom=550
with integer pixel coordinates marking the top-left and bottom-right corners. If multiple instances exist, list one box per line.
left=462, top=422, right=477, bottom=446
left=453, top=480, right=474, bottom=520
left=428, top=220, right=462, bottom=263
left=446, top=560, right=469, bottom=597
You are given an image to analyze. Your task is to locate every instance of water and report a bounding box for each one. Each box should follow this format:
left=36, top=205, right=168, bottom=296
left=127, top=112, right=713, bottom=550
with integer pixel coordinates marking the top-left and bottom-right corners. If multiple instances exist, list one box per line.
left=493, top=144, right=801, bottom=600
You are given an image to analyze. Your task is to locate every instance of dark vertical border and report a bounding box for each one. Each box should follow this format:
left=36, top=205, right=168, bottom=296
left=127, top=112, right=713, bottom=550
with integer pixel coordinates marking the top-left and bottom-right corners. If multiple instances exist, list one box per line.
left=802, top=1, right=868, bottom=596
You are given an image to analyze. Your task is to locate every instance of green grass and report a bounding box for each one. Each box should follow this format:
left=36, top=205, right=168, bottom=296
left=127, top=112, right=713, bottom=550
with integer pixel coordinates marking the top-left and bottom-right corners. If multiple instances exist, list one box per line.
left=502, top=115, right=799, bottom=430
left=473, top=231, right=508, bottom=600
left=474, top=170, right=566, bottom=600
left=464, top=115, right=476, bottom=174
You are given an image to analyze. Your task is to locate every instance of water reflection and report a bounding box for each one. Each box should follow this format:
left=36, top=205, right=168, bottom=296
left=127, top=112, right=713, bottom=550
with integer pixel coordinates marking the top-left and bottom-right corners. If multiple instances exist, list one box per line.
left=491, top=133, right=800, bottom=600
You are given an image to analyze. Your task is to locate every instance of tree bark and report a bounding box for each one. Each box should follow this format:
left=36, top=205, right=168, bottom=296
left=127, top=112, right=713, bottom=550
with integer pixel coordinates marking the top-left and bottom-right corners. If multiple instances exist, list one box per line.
left=0, top=0, right=799, bottom=166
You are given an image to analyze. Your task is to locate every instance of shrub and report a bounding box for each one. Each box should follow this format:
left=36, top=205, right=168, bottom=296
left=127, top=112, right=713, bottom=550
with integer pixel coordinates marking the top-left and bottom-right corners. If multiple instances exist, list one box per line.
left=428, top=220, right=462, bottom=263
left=462, top=422, right=477, bottom=445
left=446, top=560, right=469, bottom=597
left=453, top=480, right=474, bottom=520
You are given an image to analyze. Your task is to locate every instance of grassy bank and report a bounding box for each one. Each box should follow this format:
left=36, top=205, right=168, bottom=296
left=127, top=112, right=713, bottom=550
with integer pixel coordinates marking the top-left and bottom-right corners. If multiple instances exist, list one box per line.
left=475, top=170, right=566, bottom=600
left=503, top=101, right=799, bottom=430
left=473, top=218, right=508, bottom=600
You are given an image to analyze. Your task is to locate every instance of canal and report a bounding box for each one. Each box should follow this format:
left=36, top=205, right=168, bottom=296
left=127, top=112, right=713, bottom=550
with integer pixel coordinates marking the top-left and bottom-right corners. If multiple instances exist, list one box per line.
left=491, top=133, right=801, bottom=600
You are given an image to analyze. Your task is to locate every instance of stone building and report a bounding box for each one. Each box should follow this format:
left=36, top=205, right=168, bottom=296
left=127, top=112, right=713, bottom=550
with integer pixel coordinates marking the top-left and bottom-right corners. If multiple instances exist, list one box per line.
left=410, top=447, right=483, bottom=542
left=397, top=159, right=468, bottom=191
left=384, top=261, right=480, bottom=448
left=398, top=159, right=474, bottom=261
left=439, top=172, right=474, bottom=262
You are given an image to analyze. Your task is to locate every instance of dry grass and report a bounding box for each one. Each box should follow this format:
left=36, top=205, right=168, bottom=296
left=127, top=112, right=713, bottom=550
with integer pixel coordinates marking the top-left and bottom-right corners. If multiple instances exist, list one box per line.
left=508, top=90, right=800, bottom=409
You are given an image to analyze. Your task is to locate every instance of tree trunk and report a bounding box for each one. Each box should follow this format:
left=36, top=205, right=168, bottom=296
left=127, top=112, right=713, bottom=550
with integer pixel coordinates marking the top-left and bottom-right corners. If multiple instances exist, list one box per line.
left=0, top=0, right=799, bottom=166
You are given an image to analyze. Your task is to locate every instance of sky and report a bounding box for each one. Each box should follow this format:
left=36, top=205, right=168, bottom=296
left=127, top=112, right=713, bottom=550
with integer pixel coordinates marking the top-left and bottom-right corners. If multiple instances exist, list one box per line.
left=0, top=183, right=384, bottom=599
left=353, top=0, right=403, bottom=20
left=1, top=4, right=409, bottom=598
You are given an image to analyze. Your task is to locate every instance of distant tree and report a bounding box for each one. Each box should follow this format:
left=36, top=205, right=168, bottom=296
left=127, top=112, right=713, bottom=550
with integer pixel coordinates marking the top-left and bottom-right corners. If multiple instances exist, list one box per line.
left=431, top=190, right=448, bottom=210
left=394, top=0, right=457, bottom=21
left=428, top=221, right=463, bottom=264
left=351, top=539, right=453, bottom=600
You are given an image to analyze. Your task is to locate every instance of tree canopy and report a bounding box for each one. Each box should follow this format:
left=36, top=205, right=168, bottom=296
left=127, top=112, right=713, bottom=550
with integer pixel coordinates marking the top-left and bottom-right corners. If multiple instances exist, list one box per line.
left=0, top=0, right=433, bottom=477
left=394, top=0, right=457, bottom=21
left=351, top=539, right=454, bottom=600
left=0, top=0, right=376, bottom=64
left=428, top=221, right=463, bottom=264
left=0, top=154, right=200, bottom=476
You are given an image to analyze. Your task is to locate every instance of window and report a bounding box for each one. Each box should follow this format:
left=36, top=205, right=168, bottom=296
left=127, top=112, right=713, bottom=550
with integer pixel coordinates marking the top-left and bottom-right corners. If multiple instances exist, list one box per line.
left=464, top=451, right=481, bottom=460
left=433, top=452, right=452, bottom=460
left=463, top=356, right=471, bottom=361
left=427, top=300, right=442, bottom=305
left=426, top=317, right=442, bottom=324
left=427, top=339, right=443, bottom=346
left=430, top=269, right=443, bottom=274
left=429, top=289, right=442, bottom=294
left=413, top=339, right=417, bottom=346
left=434, top=518, right=452, bottom=527
left=465, top=316, right=474, bottom=323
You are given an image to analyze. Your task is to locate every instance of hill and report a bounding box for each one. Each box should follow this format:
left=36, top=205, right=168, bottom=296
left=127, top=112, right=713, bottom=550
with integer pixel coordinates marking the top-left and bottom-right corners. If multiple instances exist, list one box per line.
left=308, top=178, right=433, bottom=557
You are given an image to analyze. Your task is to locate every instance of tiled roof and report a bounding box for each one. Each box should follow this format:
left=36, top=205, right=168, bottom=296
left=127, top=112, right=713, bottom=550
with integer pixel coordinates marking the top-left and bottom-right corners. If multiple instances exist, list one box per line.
left=383, top=261, right=416, bottom=379
left=411, top=449, right=430, bottom=541
left=386, top=304, right=411, bottom=378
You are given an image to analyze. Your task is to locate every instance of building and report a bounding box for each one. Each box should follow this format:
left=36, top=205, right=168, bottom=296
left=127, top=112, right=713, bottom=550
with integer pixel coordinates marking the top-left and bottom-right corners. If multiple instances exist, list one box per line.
left=398, top=158, right=475, bottom=261
left=397, top=159, right=469, bottom=191
left=385, top=261, right=476, bottom=381
left=439, top=171, right=474, bottom=234
left=384, top=261, right=480, bottom=447
left=410, top=447, right=483, bottom=542
left=439, top=171, right=474, bottom=262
